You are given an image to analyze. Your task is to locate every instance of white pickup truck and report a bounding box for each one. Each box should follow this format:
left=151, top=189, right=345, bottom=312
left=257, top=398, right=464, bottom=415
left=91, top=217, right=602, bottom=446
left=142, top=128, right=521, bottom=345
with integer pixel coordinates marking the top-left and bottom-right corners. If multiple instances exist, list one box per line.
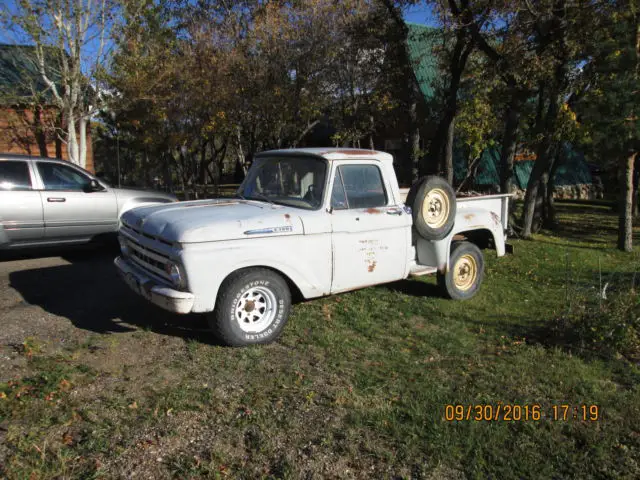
left=115, top=148, right=511, bottom=346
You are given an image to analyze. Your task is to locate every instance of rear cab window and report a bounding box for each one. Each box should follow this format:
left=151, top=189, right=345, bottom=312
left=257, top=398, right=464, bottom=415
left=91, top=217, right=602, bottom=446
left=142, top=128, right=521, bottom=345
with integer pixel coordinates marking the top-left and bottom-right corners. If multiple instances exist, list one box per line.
left=0, top=161, right=32, bottom=190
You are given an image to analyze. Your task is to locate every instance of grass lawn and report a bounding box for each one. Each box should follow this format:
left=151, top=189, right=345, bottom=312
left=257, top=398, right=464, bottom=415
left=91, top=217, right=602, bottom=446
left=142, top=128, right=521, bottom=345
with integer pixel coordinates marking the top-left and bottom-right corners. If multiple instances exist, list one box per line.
left=1, top=202, right=639, bottom=479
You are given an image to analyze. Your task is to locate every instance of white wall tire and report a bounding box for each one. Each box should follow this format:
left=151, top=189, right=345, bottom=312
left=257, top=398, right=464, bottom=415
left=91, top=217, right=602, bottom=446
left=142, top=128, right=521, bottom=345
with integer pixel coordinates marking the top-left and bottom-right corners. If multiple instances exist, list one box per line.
left=210, top=268, right=291, bottom=346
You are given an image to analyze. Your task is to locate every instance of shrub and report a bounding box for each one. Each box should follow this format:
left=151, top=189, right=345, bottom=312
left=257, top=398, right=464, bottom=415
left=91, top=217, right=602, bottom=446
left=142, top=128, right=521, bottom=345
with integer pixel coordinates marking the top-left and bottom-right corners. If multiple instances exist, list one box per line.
left=558, top=289, right=640, bottom=361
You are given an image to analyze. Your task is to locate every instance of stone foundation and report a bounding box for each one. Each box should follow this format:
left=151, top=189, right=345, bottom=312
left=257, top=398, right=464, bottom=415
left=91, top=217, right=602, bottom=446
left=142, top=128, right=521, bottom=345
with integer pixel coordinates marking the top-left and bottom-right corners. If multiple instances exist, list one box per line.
left=510, top=183, right=604, bottom=200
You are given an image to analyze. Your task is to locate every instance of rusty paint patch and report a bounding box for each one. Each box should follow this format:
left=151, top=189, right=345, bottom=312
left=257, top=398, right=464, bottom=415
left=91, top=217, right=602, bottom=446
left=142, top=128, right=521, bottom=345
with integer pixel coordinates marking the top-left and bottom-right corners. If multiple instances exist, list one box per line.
left=452, top=234, right=466, bottom=241
left=464, top=213, right=475, bottom=221
left=327, top=149, right=378, bottom=156
left=490, top=212, right=501, bottom=225
left=365, top=207, right=383, bottom=214
left=284, top=213, right=291, bottom=219
left=367, top=261, right=377, bottom=272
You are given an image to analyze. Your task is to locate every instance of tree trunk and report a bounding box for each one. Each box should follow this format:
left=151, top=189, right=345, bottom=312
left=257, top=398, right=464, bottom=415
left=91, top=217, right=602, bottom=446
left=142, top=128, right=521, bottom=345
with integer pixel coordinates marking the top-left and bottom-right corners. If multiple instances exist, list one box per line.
left=522, top=133, right=557, bottom=238
left=368, top=114, right=375, bottom=150
left=522, top=78, right=564, bottom=238
left=430, top=32, right=472, bottom=181
left=408, top=97, right=420, bottom=184
left=444, top=116, right=455, bottom=185
left=55, top=111, right=63, bottom=159
left=67, top=113, right=79, bottom=165
left=544, top=148, right=562, bottom=228
left=500, top=93, right=522, bottom=195
left=618, top=151, right=636, bottom=252
left=531, top=172, right=548, bottom=233
left=79, top=117, right=87, bottom=169
left=34, top=105, right=48, bottom=157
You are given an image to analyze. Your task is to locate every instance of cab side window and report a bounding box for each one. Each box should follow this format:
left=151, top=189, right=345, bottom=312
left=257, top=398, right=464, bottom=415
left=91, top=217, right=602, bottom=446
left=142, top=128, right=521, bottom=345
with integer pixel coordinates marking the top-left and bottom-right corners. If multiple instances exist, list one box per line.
left=330, top=168, right=348, bottom=210
left=0, top=161, right=32, bottom=190
left=331, top=164, right=387, bottom=210
left=37, top=162, right=92, bottom=191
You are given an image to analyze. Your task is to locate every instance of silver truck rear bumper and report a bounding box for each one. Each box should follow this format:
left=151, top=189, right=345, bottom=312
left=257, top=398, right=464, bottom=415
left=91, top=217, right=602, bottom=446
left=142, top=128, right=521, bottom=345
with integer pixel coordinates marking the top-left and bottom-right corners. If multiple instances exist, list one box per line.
left=114, top=256, right=195, bottom=314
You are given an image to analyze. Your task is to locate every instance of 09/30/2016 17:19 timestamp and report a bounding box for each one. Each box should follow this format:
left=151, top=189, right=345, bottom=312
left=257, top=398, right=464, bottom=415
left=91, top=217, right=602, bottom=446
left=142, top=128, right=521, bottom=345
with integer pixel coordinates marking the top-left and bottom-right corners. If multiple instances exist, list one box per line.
left=444, top=404, right=601, bottom=422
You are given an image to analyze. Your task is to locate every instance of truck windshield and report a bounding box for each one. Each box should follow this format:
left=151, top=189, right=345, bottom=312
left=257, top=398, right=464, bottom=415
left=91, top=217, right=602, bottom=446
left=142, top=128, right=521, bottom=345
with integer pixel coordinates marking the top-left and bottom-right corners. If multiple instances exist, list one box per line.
left=238, top=156, right=327, bottom=210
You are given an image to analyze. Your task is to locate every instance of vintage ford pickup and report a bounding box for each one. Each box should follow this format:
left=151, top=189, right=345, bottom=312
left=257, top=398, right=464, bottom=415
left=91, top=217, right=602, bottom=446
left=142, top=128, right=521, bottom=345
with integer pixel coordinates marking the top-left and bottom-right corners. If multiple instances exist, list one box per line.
left=114, top=148, right=511, bottom=346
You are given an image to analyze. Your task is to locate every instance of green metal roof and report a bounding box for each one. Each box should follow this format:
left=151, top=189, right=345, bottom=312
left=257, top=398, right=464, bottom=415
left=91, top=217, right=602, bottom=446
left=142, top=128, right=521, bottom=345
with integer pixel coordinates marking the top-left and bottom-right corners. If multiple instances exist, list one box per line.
left=406, top=23, right=442, bottom=102
left=0, top=44, right=62, bottom=104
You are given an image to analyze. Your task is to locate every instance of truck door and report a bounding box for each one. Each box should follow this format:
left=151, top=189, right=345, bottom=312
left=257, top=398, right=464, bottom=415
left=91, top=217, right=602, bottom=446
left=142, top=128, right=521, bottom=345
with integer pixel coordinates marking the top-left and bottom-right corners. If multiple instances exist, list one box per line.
left=329, top=162, right=410, bottom=293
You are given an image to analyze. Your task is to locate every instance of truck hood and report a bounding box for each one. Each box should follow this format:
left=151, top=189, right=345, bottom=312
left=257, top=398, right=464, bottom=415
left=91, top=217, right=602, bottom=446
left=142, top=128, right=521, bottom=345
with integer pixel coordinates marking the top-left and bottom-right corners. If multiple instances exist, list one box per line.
left=120, top=199, right=304, bottom=243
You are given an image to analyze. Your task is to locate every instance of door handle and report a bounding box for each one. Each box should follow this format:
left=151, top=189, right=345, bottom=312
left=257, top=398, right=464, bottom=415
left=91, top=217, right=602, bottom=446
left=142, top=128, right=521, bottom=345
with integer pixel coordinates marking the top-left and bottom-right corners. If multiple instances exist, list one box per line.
left=47, top=197, right=66, bottom=202
left=386, top=208, right=402, bottom=215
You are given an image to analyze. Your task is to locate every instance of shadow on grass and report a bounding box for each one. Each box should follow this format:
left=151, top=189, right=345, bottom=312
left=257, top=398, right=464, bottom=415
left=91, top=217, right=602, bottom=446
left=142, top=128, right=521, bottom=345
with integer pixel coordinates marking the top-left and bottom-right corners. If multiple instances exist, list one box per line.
left=465, top=272, right=640, bottom=375
left=539, top=202, right=634, bottom=246
left=8, top=250, right=223, bottom=345
left=381, top=278, right=443, bottom=298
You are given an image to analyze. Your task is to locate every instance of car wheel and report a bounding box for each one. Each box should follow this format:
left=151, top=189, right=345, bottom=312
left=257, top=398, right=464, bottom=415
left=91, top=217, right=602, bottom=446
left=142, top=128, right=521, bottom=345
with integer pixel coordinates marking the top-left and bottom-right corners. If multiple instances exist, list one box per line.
left=209, top=268, right=291, bottom=346
left=437, top=241, right=484, bottom=300
left=407, top=176, right=456, bottom=241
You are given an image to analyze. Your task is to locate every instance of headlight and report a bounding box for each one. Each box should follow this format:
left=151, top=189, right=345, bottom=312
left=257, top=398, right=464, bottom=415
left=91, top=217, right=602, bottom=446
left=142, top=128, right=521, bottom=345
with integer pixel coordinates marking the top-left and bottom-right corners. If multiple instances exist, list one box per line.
left=165, top=262, right=184, bottom=289
left=118, top=236, right=130, bottom=257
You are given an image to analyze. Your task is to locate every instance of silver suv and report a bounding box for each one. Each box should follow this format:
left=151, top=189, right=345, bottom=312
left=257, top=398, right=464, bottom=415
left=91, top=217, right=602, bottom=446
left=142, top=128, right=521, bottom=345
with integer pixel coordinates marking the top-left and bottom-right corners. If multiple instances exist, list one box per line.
left=0, top=154, right=177, bottom=250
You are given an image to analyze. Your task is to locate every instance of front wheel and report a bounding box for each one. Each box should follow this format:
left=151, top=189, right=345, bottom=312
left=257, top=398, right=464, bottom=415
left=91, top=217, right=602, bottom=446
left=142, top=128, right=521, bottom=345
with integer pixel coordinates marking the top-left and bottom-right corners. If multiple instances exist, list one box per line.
left=437, top=242, right=484, bottom=300
left=209, top=268, right=291, bottom=346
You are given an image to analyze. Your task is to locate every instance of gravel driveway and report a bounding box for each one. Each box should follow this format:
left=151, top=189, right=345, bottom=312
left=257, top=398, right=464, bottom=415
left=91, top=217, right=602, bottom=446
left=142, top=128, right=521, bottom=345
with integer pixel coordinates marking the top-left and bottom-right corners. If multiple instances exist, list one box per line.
left=0, top=246, right=207, bottom=383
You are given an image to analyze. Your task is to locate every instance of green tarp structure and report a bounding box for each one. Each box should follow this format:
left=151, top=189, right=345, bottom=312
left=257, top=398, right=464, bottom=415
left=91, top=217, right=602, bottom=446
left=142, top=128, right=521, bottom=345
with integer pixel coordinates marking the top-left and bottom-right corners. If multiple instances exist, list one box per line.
left=407, top=24, right=593, bottom=190
left=454, top=144, right=593, bottom=188
left=406, top=23, right=441, bottom=103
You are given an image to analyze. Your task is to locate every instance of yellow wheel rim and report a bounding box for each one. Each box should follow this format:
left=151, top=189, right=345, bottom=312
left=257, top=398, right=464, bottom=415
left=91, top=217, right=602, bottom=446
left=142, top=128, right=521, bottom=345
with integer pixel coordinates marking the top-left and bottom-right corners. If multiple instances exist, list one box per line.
left=421, top=188, right=450, bottom=229
left=453, top=254, right=477, bottom=291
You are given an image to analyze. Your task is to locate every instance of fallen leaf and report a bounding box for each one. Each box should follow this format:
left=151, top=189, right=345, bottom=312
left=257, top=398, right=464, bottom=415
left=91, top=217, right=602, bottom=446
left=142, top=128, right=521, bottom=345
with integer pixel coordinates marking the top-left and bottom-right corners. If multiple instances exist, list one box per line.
left=59, top=379, right=72, bottom=391
left=128, top=401, right=138, bottom=409
left=62, top=432, right=73, bottom=446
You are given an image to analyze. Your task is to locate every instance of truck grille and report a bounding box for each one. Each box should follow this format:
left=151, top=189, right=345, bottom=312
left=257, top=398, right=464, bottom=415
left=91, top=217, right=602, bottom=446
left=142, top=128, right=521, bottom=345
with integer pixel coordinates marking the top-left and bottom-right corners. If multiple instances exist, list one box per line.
left=120, top=224, right=171, bottom=281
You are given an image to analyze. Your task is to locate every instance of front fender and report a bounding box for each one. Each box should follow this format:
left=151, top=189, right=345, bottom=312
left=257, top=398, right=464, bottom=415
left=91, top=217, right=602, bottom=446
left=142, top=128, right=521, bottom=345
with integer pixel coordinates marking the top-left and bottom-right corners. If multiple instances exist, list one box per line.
left=180, top=234, right=332, bottom=313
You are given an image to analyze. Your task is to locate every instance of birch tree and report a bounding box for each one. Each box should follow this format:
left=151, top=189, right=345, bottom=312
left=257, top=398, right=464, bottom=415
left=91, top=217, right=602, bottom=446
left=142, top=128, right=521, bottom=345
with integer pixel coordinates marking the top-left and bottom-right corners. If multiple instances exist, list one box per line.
left=6, top=0, right=117, bottom=168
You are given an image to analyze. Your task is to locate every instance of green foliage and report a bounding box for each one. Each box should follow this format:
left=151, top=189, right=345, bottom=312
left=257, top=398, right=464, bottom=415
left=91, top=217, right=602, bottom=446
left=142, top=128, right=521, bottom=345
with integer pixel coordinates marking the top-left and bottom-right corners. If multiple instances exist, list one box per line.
left=578, top=5, right=640, bottom=164
left=456, top=75, right=500, bottom=161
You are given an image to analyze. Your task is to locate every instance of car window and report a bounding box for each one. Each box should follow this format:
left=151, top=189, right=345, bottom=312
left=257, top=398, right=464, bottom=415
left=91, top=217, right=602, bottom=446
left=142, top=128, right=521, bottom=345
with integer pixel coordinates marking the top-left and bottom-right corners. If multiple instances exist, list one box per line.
left=240, top=156, right=327, bottom=210
left=0, top=161, right=32, bottom=190
left=37, top=162, right=92, bottom=191
left=337, top=164, right=387, bottom=209
left=330, top=169, right=348, bottom=210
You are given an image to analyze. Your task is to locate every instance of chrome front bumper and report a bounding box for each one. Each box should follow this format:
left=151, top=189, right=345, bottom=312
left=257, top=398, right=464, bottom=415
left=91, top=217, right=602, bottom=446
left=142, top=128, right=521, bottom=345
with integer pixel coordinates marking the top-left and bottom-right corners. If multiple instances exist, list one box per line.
left=114, top=256, right=195, bottom=314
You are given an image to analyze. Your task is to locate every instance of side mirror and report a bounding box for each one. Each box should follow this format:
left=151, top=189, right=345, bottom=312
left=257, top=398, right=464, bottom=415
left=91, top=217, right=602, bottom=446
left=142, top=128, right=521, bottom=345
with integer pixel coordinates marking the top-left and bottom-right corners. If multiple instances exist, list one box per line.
left=84, top=179, right=104, bottom=193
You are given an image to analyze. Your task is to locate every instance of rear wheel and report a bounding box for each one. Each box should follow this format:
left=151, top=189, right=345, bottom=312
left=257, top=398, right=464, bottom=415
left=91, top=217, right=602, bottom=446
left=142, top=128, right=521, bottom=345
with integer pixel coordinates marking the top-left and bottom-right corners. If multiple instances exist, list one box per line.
left=209, top=268, right=291, bottom=346
left=437, top=241, right=484, bottom=300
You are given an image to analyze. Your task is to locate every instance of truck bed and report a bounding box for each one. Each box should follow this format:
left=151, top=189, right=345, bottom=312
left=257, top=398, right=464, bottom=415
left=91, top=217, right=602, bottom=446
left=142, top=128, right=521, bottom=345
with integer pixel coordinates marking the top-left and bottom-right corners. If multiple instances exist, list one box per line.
left=398, top=189, right=511, bottom=232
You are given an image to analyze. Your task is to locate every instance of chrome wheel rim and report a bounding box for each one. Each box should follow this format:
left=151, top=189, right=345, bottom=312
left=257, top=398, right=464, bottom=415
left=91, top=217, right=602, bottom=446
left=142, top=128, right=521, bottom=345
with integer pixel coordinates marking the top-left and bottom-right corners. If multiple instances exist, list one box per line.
left=453, top=254, right=477, bottom=291
left=235, top=286, right=277, bottom=333
left=422, top=188, right=450, bottom=229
